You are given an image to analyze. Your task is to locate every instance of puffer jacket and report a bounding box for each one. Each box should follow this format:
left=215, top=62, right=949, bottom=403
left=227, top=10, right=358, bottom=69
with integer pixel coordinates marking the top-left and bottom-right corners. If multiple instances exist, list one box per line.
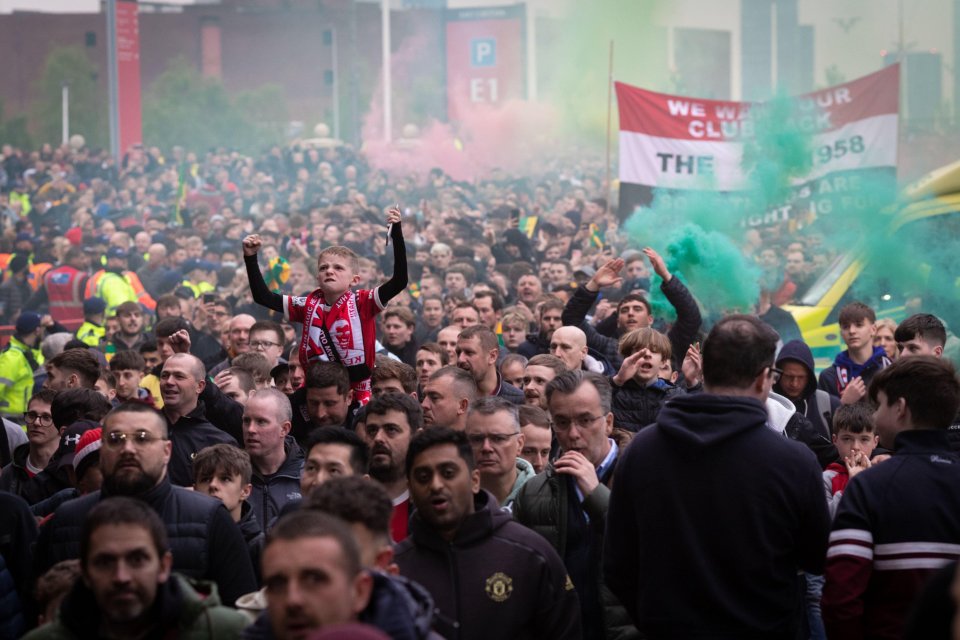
left=0, top=552, right=24, bottom=640
left=513, top=449, right=639, bottom=640
left=611, top=377, right=685, bottom=433
left=396, top=490, right=582, bottom=640
left=23, top=573, right=248, bottom=640
left=34, top=476, right=257, bottom=607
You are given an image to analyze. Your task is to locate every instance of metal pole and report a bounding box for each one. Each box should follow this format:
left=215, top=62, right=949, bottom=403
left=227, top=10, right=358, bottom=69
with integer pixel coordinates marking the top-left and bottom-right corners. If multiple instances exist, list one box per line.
left=61, top=83, right=69, bottom=145
left=526, top=4, right=537, bottom=101
left=106, top=0, right=120, bottom=159
left=605, top=40, right=614, bottom=215
left=381, top=0, right=392, bottom=142
left=332, top=27, right=340, bottom=141
left=350, top=0, right=359, bottom=146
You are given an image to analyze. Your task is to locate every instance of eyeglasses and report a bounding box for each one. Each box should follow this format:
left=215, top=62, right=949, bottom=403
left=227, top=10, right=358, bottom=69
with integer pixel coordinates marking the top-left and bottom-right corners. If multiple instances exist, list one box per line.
left=552, top=414, right=605, bottom=431
left=249, top=340, right=282, bottom=349
left=769, top=367, right=783, bottom=384
left=467, top=433, right=519, bottom=447
left=24, top=411, right=53, bottom=426
left=104, top=430, right=166, bottom=449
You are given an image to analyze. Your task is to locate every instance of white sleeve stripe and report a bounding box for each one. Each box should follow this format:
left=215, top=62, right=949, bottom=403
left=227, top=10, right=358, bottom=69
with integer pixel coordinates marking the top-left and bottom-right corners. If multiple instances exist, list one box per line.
left=827, top=544, right=875, bottom=560
left=373, top=286, right=385, bottom=310
left=282, top=295, right=291, bottom=319
left=830, top=529, right=874, bottom=544
left=875, top=542, right=960, bottom=556
left=875, top=558, right=955, bottom=571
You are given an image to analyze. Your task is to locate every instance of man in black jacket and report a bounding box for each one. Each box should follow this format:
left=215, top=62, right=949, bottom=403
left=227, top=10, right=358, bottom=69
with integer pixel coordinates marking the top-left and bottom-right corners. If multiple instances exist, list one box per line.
left=396, top=427, right=581, bottom=640
left=516, top=298, right=564, bottom=358
left=34, top=401, right=257, bottom=606
left=160, top=353, right=237, bottom=486
left=243, top=388, right=303, bottom=532
left=561, top=248, right=701, bottom=371
left=604, top=315, right=829, bottom=638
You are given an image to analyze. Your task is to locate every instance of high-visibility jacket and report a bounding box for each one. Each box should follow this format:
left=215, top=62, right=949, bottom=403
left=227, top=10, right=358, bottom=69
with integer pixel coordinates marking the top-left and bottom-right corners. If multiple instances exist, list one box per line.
left=8, top=191, right=30, bottom=218
left=86, top=270, right=137, bottom=316
left=28, top=263, right=51, bottom=292
left=126, top=271, right=156, bottom=311
left=181, top=279, right=215, bottom=298
left=76, top=321, right=105, bottom=348
left=0, top=336, right=43, bottom=416
left=45, top=265, right=88, bottom=329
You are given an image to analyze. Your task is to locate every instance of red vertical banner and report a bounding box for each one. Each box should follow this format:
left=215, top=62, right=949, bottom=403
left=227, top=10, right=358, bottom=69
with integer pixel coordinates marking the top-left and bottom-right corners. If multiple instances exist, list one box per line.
left=445, top=5, right=525, bottom=121
left=200, top=18, right=222, bottom=79
left=114, top=0, right=142, bottom=153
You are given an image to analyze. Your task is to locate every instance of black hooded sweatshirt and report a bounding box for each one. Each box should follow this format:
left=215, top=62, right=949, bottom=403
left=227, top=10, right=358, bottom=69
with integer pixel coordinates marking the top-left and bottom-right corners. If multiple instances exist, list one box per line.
left=604, top=394, right=830, bottom=639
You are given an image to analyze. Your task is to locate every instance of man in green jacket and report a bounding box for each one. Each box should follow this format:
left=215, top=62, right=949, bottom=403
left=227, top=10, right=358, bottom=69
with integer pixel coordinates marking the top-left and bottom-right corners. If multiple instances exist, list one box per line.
left=24, top=496, right=248, bottom=640
left=0, top=312, right=44, bottom=418
left=513, top=370, right=639, bottom=640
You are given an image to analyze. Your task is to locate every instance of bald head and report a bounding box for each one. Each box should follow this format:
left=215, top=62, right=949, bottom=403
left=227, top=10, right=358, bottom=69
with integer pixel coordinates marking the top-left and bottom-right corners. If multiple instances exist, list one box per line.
left=164, top=352, right=206, bottom=381
left=229, top=314, right=257, bottom=354
left=147, top=243, right=167, bottom=260
left=550, top=326, right=588, bottom=371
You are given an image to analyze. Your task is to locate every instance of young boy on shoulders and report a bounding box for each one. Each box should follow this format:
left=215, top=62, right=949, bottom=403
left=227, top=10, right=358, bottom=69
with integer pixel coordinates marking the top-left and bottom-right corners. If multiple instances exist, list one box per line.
left=243, top=207, right=406, bottom=405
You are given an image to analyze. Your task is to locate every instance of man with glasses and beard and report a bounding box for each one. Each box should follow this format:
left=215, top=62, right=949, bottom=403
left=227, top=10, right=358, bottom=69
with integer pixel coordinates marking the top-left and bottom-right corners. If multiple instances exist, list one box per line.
left=34, top=402, right=257, bottom=606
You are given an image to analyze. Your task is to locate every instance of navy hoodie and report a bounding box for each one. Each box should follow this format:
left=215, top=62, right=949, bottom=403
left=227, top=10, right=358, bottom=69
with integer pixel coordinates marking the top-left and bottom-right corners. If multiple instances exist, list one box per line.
left=817, top=345, right=890, bottom=398
left=604, top=394, right=830, bottom=638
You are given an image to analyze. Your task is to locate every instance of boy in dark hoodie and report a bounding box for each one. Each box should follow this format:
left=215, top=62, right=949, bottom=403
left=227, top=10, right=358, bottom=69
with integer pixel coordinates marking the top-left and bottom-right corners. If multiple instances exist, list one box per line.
left=818, top=302, right=890, bottom=403
left=775, top=339, right=840, bottom=439
left=193, top=444, right=264, bottom=583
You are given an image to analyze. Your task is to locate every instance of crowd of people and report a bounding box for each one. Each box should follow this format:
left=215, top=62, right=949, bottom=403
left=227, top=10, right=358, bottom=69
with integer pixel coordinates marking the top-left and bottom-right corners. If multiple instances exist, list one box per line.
left=0, top=139, right=958, bottom=640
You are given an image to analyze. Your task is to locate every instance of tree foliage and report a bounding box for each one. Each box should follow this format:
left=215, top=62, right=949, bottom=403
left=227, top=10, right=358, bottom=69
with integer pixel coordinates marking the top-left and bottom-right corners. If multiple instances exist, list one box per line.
left=143, top=57, right=287, bottom=153
left=0, top=99, right=32, bottom=150
left=33, top=46, right=106, bottom=148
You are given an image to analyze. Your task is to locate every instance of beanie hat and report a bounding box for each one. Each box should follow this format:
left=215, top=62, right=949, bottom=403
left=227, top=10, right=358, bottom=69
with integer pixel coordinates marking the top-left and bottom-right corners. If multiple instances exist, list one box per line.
left=72, top=427, right=102, bottom=479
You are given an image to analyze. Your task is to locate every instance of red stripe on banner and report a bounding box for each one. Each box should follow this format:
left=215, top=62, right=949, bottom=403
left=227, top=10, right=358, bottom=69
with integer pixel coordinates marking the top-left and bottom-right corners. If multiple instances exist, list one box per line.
left=616, top=65, right=899, bottom=141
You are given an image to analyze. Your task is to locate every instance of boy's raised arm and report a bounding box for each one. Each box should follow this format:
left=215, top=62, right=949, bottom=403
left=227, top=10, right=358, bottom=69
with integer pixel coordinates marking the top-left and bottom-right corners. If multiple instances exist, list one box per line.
left=376, top=207, right=408, bottom=304
left=242, top=234, right=284, bottom=313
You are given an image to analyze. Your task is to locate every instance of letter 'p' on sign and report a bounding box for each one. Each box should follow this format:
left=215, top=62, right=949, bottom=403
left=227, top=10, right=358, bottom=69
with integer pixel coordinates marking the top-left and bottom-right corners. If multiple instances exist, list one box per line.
left=471, top=38, right=496, bottom=67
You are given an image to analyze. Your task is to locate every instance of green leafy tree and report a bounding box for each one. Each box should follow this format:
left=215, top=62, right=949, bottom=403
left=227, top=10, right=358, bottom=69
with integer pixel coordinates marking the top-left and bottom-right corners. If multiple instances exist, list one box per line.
left=33, top=46, right=106, bottom=147
left=143, top=57, right=287, bottom=152
left=0, top=99, right=32, bottom=150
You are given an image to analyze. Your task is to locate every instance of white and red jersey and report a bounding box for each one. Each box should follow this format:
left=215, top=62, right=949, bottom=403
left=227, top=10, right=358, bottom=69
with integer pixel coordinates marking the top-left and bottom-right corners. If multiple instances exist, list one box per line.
left=283, top=287, right=385, bottom=401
